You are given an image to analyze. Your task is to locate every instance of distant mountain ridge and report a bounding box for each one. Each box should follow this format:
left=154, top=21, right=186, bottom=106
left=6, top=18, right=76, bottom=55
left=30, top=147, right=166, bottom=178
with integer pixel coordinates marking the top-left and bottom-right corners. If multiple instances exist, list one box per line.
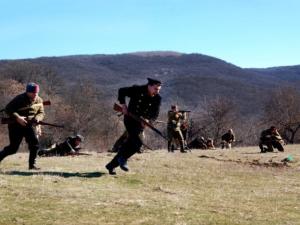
left=1, top=52, right=300, bottom=115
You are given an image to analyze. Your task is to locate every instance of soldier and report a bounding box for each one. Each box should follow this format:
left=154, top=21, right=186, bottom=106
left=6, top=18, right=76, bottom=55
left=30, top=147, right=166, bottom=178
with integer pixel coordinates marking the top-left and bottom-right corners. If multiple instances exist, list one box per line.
left=0, top=83, right=45, bottom=170
left=38, top=134, right=84, bottom=156
left=167, top=105, right=187, bottom=153
left=221, top=129, right=235, bottom=149
left=105, top=78, right=162, bottom=175
left=188, top=136, right=207, bottom=149
left=206, top=138, right=216, bottom=150
left=259, top=126, right=284, bottom=153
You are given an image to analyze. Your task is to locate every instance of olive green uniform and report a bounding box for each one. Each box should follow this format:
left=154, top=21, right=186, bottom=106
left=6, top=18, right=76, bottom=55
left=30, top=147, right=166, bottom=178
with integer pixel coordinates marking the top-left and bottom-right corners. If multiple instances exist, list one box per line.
left=167, top=111, right=186, bottom=152
left=0, top=93, right=45, bottom=168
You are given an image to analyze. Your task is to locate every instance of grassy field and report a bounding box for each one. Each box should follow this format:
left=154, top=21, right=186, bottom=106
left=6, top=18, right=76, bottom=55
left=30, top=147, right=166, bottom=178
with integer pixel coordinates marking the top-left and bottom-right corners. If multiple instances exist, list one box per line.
left=0, top=145, right=300, bottom=225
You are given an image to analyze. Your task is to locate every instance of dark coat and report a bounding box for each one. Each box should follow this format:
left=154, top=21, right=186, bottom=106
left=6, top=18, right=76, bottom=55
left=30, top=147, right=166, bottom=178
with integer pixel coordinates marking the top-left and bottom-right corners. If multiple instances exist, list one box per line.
left=118, top=85, right=161, bottom=122
left=222, top=132, right=235, bottom=143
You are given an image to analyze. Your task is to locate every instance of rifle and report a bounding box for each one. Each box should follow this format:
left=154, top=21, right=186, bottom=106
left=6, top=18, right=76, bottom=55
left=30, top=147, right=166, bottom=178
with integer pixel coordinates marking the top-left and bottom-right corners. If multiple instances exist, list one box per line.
left=1, top=117, right=64, bottom=128
left=113, top=103, right=168, bottom=140
left=179, top=110, right=191, bottom=113
left=68, top=152, right=92, bottom=156
left=154, top=120, right=167, bottom=124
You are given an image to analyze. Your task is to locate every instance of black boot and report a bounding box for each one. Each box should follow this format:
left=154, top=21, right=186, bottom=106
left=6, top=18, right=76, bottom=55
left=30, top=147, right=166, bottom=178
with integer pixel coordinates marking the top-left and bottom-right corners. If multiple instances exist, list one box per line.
left=167, top=141, right=172, bottom=152
left=180, top=141, right=187, bottom=153
left=105, top=164, right=116, bottom=175
left=29, top=165, right=40, bottom=170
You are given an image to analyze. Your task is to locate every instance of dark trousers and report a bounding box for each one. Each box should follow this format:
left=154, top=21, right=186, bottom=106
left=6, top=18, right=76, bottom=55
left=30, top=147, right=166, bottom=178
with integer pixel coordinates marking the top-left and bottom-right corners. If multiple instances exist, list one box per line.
left=38, top=147, right=60, bottom=157
left=0, top=124, right=39, bottom=167
left=106, top=117, right=143, bottom=169
left=259, top=139, right=284, bottom=152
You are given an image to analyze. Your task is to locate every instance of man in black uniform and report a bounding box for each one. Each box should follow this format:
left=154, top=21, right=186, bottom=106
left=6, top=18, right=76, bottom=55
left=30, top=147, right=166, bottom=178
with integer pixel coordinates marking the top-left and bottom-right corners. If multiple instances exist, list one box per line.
left=0, top=83, right=45, bottom=170
left=105, top=78, right=162, bottom=175
left=38, top=134, right=84, bottom=156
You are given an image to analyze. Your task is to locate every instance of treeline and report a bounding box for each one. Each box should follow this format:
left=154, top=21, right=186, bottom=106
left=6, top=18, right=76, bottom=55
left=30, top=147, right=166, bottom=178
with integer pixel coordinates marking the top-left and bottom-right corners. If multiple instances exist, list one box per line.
left=1, top=60, right=300, bottom=151
left=0, top=61, right=120, bottom=151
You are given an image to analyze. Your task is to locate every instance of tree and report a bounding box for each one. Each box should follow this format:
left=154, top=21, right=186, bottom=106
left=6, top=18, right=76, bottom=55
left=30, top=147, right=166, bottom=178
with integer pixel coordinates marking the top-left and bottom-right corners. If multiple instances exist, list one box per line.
left=193, top=96, right=238, bottom=145
left=262, top=87, right=300, bottom=143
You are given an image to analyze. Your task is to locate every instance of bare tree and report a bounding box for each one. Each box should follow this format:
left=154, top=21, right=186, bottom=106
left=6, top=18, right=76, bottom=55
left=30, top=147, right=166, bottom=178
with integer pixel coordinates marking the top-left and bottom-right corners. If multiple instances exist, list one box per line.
left=193, top=96, right=238, bottom=145
left=262, top=87, right=300, bottom=143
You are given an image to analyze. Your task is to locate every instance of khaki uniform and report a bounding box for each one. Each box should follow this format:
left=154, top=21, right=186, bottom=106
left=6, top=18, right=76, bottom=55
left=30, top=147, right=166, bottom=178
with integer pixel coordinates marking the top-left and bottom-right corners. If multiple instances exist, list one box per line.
left=0, top=93, right=45, bottom=168
left=167, top=111, right=186, bottom=152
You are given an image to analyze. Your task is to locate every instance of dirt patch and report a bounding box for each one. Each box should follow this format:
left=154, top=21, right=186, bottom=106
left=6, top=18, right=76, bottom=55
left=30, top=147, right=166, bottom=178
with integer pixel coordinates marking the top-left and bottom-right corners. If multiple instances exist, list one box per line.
left=199, top=155, right=290, bottom=168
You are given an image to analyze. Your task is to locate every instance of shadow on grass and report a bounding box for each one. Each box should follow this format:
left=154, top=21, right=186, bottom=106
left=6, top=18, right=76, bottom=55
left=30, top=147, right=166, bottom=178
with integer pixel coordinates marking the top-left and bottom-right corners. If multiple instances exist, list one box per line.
left=1, top=170, right=105, bottom=178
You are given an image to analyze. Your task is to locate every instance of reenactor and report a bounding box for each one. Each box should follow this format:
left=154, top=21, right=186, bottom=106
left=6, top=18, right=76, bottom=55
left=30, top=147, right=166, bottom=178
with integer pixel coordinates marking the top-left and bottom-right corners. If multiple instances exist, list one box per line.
left=206, top=138, right=216, bottom=150
left=167, top=105, right=187, bottom=153
left=221, top=129, right=235, bottom=149
left=188, top=136, right=207, bottom=149
left=0, top=83, right=45, bottom=170
left=259, top=126, right=284, bottom=153
left=105, top=78, right=162, bottom=175
left=38, top=134, right=84, bottom=156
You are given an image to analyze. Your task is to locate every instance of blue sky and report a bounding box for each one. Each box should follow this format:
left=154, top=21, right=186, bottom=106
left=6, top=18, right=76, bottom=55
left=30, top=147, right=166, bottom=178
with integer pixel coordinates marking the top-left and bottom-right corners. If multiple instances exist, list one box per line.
left=0, top=0, right=299, bottom=68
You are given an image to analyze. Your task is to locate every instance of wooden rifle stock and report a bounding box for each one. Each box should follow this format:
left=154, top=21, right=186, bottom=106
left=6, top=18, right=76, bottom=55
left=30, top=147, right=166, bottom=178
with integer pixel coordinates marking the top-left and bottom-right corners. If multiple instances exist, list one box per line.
left=43, top=100, right=51, bottom=106
left=113, top=103, right=168, bottom=140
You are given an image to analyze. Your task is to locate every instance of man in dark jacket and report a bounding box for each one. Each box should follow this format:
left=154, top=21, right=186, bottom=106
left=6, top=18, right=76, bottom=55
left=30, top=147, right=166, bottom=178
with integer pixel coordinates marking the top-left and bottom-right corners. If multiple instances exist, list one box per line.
left=105, top=78, right=162, bottom=175
left=38, top=134, right=84, bottom=156
left=221, top=129, right=235, bottom=149
left=0, top=83, right=45, bottom=170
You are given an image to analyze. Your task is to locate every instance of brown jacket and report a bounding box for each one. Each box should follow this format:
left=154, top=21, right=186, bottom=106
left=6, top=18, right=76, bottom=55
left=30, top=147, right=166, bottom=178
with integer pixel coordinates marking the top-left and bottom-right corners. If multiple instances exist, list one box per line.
left=5, top=93, right=45, bottom=122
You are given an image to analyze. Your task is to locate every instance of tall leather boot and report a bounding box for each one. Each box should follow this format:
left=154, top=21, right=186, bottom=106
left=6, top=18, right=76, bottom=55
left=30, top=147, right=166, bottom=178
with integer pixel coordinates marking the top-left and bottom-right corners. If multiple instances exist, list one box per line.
left=180, top=141, right=187, bottom=153
left=168, top=141, right=173, bottom=152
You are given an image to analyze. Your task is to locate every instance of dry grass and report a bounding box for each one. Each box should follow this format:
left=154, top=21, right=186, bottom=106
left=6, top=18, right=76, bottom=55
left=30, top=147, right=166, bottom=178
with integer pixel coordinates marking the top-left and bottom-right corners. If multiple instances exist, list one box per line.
left=0, top=145, right=300, bottom=225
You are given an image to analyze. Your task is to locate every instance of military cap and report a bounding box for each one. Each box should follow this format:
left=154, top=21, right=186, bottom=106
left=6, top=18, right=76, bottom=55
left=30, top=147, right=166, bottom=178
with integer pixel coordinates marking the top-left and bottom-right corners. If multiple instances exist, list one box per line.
left=26, top=82, right=40, bottom=93
left=147, top=78, right=162, bottom=85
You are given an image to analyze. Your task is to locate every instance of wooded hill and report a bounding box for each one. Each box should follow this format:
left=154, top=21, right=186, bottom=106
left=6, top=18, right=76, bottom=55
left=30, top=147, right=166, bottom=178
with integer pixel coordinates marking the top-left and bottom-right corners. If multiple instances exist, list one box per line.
left=1, top=52, right=300, bottom=149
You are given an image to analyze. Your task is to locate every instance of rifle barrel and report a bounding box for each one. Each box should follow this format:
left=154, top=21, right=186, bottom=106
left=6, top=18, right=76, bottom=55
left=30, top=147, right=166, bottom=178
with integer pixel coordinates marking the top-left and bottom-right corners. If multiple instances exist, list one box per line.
left=1, top=117, right=64, bottom=128
left=37, top=121, right=64, bottom=128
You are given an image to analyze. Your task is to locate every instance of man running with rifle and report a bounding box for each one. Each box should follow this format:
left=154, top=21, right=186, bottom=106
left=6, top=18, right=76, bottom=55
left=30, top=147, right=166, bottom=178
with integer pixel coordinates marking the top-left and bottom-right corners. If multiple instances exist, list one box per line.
left=105, top=78, right=162, bottom=175
left=0, top=82, right=45, bottom=170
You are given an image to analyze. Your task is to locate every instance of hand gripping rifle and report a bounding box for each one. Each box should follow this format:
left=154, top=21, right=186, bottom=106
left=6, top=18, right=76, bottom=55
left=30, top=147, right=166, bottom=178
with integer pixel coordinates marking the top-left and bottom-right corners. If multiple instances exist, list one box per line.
left=113, top=103, right=168, bottom=141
